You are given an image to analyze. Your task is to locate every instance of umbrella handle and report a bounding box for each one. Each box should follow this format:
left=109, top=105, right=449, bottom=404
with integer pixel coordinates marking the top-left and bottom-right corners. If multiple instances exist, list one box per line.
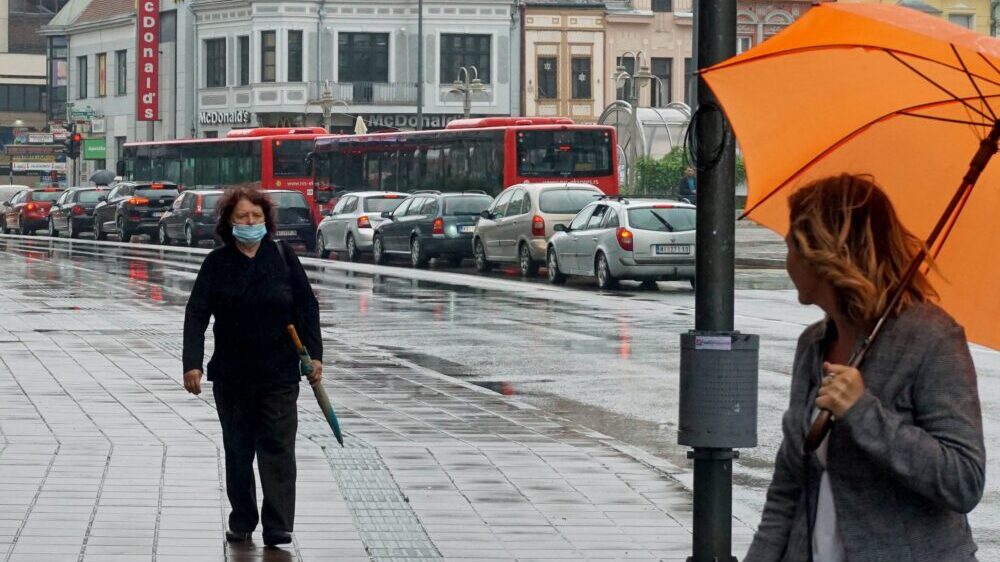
left=287, top=324, right=306, bottom=354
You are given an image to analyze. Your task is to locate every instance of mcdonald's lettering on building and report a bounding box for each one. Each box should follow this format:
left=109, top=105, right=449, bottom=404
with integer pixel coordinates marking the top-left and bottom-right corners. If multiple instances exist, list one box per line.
left=136, top=0, right=159, bottom=122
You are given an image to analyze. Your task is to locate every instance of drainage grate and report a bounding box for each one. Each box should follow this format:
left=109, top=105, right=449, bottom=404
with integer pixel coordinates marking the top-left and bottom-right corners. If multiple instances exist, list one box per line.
left=298, top=418, right=442, bottom=561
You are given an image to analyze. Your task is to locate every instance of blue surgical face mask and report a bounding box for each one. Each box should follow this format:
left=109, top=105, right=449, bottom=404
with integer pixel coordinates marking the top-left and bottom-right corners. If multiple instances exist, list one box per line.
left=232, top=222, right=267, bottom=244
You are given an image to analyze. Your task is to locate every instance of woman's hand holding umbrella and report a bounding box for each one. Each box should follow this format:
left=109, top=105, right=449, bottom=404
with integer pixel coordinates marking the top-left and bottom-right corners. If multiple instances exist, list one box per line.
left=816, top=362, right=865, bottom=418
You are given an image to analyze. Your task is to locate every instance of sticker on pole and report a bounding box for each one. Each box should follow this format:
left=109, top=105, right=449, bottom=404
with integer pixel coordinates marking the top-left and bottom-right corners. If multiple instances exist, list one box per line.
left=694, top=335, right=732, bottom=351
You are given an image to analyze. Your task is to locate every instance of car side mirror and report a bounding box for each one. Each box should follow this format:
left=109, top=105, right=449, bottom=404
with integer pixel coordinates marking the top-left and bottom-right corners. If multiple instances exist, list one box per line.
left=381, top=211, right=393, bottom=219
left=554, top=224, right=568, bottom=232
left=2, top=201, right=10, bottom=207
left=480, top=210, right=493, bottom=220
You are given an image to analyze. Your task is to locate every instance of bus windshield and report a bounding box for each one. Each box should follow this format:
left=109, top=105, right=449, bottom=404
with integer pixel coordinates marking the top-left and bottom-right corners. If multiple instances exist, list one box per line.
left=517, top=130, right=613, bottom=178
left=273, top=139, right=313, bottom=178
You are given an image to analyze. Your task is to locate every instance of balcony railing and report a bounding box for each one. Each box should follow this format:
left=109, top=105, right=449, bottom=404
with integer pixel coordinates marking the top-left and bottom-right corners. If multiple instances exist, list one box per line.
left=314, top=81, right=418, bottom=106
left=672, top=0, right=693, bottom=16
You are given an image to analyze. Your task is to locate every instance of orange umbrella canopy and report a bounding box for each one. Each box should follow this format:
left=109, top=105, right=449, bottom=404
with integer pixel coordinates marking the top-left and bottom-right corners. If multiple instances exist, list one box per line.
left=702, top=3, right=1000, bottom=350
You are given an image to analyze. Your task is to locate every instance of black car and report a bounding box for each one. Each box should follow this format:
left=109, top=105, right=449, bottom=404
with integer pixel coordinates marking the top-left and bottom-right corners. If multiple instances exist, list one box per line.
left=93, top=181, right=179, bottom=242
left=47, top=187, right=109, bottom=238
left=158, top=189, right=224, bottom=246
left=270, top=190, right=317, bottom=252
left=371, top=191, right=494, bottom=268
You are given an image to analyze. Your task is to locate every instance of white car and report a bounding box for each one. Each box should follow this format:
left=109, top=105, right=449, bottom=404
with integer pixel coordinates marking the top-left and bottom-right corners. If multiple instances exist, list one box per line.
left=316, top=191, right=409, bottom=261
left=546, top=198, right=696, bottom=290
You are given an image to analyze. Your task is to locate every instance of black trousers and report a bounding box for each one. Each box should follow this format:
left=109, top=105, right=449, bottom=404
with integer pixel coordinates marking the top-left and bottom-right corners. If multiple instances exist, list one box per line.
left=213, top=380, right=299, bottom=534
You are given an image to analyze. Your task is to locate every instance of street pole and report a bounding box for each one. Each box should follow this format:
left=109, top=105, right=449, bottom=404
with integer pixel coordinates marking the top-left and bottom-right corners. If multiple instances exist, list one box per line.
left=416, top=0, right=424, bottom=130
left=689, top=1, right=738, bottom=561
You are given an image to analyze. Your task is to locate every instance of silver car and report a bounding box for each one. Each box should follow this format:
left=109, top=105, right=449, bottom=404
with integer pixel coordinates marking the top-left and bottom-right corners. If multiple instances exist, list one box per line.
left=546, top=198, right=696, bottom=290
left=472, top=182, right=604, bottom=276
left=316, top=191, right=409, bottom=261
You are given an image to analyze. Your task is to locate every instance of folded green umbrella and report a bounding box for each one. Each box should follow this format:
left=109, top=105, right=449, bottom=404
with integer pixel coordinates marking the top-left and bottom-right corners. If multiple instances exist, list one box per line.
left=287, top=325, right=344, bottom=446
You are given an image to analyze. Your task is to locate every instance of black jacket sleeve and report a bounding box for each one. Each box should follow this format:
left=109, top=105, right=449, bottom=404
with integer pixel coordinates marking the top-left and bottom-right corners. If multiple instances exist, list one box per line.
left=182, top=253, right=214, bottom=373
left=284, top=244, right=323, bottom=362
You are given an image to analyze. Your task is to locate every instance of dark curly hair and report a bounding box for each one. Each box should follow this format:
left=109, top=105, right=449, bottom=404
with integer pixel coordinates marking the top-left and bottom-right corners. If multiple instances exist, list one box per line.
left=215, top=186, right=276, bottom=246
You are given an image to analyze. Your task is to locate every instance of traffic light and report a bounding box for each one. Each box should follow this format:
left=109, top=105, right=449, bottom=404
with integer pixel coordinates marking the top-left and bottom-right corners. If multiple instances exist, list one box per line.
left=64, top=132, right=82, bottom=160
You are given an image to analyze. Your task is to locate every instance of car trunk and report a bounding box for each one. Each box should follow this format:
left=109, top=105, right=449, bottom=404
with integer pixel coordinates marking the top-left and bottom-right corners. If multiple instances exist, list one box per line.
left=442, top=216, right=479, bottom=238
left=136, top=190, right=178, bottom=219
left=275, top=206, right=313, bottom=228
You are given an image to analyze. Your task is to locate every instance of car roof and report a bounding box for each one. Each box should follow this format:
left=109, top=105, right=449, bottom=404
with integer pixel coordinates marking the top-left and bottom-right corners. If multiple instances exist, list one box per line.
left=512, top=182, right=604, bottom=191
left=346, top=191, right=409, bottom=197
left=29, top=187, right=65, bottom=192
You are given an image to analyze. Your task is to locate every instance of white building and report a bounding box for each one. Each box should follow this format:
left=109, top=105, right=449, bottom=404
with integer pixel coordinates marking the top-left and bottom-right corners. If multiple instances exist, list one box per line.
left=43, top=0, right=521, bottom=175
left=193, top=0, right=521, bottom=134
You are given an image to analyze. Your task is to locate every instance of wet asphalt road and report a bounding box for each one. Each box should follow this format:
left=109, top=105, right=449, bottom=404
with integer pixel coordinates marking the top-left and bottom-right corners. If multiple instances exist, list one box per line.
left=2, top=233, right=999, bottom=558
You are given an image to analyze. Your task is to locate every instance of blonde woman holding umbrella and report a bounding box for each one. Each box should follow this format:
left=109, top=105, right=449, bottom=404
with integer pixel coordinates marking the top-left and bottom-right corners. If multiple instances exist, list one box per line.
left=748, top=175, right=985, bottom=562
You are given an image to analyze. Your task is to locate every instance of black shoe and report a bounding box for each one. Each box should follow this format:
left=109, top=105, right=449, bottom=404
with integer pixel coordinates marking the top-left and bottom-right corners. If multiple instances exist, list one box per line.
left=262, top=530, right=292, bottom=547
left=225, top=530, right=252, bottom=543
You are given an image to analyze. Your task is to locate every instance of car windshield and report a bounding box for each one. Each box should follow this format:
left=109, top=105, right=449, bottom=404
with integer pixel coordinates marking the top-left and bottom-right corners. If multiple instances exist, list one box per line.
left=31, top=190, right=64, bottom=202
left=272, top=139, right=313, bottom=178
left=628, top=207, right=696, bottom=232
left=443, top=196, right=492, bottom=216
left=364, top=196, right=406, bottom=213
left=538, top=189, right=601, bottom=214
left=137, top=188, right=180, bottom=198
left=77, top=191, right=107, bottom=203
left=517, top=130, right=614, bottom=178
left=271, top=192, right=309, bottom=208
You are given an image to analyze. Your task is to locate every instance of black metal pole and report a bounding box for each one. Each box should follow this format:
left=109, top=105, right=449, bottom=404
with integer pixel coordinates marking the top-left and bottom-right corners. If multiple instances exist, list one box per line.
left=416, top=0, right=424, bottom=130
left=690, top=1, right=737, bottom=561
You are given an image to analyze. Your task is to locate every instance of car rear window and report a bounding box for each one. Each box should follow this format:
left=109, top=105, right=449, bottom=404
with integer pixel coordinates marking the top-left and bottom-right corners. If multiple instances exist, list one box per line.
left=201, top=194, right=222, bottom=210
left=443, top=196, right=492, bottom=216
left=627, top=207, right=696, bottom=232
left=271, top=192, right=309, bottom=208
left=538, top=189, right=601, bottom=214
left=31, top=190, right=64, bottom=202
left=364, top=196, right=406, bottom=213
left=77, top=191, right=107, bottom=203
left=137, top=188, right=180, bottom=198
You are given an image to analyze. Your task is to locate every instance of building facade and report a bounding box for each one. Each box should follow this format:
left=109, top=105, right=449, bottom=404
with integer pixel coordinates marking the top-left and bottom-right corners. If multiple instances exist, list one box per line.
left=735, top=1, right=823, bottom=55
left=604, top=0, right=693, bottom=109
left=2, top=0, right=68, bottom=184
left=192, top=0, right=519, bottom=135
left=522, top=0, right=606, bottom=123
left=837, top=0, right=993, bottom=36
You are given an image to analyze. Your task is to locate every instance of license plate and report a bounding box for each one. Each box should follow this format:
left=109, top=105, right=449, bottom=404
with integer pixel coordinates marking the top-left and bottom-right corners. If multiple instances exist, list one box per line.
left=459, top=225, right=475, bottom=233
left=151, top=211, right=164, bottom=217
left=277, top=230, right=296, bottom=237
left=654, top=244, right=691, bottom=255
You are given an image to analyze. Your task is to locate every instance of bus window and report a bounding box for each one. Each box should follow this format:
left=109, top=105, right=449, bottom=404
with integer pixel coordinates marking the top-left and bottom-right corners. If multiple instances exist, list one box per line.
left=516, top=130, right=613, bottom=178
left=273, top=139, right=312, bottom=178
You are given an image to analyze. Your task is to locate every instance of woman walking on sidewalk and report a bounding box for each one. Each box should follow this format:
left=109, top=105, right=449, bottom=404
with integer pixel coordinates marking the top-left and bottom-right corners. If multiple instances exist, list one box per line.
left=182, top=187, right=323, bottom=547
left=747, top=175, right=985, bottom=562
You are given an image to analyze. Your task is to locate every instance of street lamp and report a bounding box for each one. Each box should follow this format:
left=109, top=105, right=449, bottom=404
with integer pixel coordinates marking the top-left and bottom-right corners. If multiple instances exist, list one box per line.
left=306, top=81, right=351, bottom=132
left=450, top=66, right=485, bottom=119
left=614, top=50, right=654, bottom=108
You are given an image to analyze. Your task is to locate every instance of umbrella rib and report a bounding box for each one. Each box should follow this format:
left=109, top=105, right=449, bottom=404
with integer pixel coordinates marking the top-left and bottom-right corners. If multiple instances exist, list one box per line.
left=741, top=93, right=1000, bottom=219
left=885, top=50, right=994, bottom=123
left=952, top=46, right=997, bottom=121
left=897, top=112, right=990, bottom=127
left=704, top=44, right=1000, bottom=90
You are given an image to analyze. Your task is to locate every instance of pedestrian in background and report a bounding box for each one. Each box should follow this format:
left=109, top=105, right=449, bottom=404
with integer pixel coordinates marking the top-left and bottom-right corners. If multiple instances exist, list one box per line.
left=182, top=186, right=323, bottom=547
left=677, top=166, right=697, bottom=205
left=746, top=174, right=985, bottom=562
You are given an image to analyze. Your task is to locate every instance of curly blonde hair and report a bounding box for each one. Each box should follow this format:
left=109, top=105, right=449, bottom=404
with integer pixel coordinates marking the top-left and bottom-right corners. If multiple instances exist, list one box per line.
left=788, top=174, right=936, bottom=326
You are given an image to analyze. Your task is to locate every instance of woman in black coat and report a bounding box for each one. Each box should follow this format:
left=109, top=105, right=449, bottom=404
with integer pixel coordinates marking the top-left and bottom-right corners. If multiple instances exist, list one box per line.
left=182, top=187, right=323, bottom=547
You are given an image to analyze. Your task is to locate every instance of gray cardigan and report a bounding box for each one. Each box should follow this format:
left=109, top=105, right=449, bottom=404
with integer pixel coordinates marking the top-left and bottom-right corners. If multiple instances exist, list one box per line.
left=746, top=303, right=986, bottom=562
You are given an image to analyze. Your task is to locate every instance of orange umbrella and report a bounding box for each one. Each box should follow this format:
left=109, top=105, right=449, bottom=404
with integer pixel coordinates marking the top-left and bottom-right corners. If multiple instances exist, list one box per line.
left=702, top=3, right=1000, bottom=352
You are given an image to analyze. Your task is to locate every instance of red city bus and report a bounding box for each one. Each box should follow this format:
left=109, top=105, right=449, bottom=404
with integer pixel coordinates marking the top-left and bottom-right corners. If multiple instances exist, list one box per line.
left=310, top=117, right=618, bottom=205
left=120, top=127, right=328, bottom=221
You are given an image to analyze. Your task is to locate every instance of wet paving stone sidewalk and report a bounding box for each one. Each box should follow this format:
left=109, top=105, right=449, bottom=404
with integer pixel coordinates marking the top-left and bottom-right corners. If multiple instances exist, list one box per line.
left=0, top=248, right=753, bottom=561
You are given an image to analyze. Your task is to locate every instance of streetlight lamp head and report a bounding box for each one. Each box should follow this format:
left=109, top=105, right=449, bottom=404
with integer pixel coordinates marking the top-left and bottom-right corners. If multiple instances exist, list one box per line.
left=633, top=63, right=654, bottom=90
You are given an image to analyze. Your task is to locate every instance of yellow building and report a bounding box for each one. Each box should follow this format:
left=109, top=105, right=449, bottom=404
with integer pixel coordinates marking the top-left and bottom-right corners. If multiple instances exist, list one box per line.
left=523, top=0, right=607, bottom=123
left=837, top=0, right=993, bottom=36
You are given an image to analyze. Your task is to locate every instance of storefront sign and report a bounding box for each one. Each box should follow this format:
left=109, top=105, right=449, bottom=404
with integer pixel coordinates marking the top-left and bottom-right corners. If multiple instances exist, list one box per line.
left=199, top=110, right=251, bottom=125
left=364, top=114, right=464, bottom=129
left=27, top=133, right=55, bottom=144
left=13, top=162, right=67, bottom=172
left=136, top=0, right=160, bottom=121
left=83, top=138, right=107, bottom=160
